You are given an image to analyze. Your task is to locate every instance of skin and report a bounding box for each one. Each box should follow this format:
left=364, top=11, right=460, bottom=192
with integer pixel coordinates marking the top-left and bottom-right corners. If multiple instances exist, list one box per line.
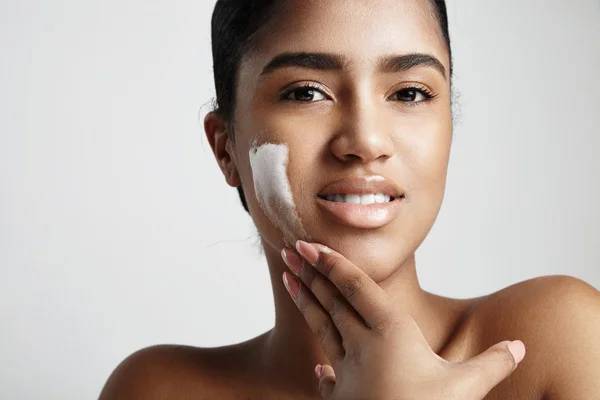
left=280, top=241, right=527, bottom=399
left=99, top=0, right=600, bottom=399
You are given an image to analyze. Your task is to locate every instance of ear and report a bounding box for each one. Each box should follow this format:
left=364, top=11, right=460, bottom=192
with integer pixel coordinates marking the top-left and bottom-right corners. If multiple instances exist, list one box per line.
left=204, top=111, right=241, bottom=188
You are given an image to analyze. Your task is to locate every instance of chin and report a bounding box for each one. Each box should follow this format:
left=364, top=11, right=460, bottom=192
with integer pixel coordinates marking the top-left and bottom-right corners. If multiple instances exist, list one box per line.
left=305, top=224, right=416, bottom=280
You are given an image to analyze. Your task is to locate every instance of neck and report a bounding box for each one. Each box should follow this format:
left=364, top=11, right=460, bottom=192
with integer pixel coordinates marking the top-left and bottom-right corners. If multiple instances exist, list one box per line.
left=257, top=239, right=464, bottom=394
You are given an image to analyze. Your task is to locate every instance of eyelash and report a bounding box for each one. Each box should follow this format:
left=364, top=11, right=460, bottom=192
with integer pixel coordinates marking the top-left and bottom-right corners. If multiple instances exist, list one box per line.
left=279, top=82, right=438, bottom=107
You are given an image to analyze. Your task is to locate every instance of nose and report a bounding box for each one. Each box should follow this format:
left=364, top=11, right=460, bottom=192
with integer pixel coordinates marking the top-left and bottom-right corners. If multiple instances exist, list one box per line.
left=330, top=98, right=395, bottom=163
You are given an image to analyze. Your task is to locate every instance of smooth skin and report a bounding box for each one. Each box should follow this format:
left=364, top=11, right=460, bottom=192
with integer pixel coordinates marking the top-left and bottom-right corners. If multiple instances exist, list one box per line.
left=99, top=0, right=600, bottom=399
left=283, top=240, right=525, bottom=399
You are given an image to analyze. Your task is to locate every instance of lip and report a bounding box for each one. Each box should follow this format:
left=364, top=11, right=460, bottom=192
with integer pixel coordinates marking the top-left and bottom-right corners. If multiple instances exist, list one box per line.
left=318, top=175, right=403, bottom=198
left=316, top=175, right=405, bottom=229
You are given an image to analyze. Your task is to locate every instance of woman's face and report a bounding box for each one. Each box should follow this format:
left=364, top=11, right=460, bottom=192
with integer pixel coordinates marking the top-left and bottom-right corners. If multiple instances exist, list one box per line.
left=227, top=0, right=452, bottom=280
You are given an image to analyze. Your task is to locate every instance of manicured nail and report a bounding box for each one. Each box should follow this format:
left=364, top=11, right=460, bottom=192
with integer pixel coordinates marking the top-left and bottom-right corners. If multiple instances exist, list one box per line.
left=508, top=340, right=525, bottom=364
left=314, top=364, right=322, bottom=379
left=283, top=271, right=300, bottom=298
left=281, top=248, right=303, bottom=275
left=295, top=240, right=320, bottom=265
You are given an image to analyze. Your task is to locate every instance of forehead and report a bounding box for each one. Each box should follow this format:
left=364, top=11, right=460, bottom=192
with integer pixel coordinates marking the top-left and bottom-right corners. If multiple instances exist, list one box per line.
left=241, top=0, right=448, bottom=78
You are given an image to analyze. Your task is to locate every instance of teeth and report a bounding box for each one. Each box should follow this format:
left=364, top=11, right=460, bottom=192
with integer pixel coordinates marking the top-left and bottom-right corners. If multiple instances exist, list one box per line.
left=323, top=193, right=392, bottom=204
left=344, top=194, right=361, bottom=204
left=360, top=194, right=374, bottom=205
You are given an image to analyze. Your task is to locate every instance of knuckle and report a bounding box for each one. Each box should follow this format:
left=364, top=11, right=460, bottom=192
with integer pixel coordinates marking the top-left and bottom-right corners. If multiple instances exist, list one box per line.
left=321, top=255, right=342, bottom=277
left=327, top=294, right=345, bottom=318
left=496, top=347, right=517, bottom=370
left=314, top=320, right=331, bottom=343
left=342, top=339, right=361, bottom=358
left=371, top=316, right=393, bottom=336
left=341, top=275, right=366, bottom=302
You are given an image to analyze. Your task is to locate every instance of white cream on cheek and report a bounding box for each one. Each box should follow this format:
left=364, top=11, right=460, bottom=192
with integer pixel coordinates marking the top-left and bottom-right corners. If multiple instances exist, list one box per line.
left=248, top=142, right=308, bottom=247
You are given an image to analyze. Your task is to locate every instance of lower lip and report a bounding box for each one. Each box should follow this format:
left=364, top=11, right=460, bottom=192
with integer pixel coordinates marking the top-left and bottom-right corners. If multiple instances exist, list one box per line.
left=315, top=196, right=404, bottom=229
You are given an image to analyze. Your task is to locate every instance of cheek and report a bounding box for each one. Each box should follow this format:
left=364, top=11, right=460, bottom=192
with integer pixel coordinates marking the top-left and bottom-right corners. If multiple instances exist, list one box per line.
left=404, top=118, right=452, bottom=188
left=395, top=120, right=451, bottom=235
left=248, top=141, right=310, bottom=247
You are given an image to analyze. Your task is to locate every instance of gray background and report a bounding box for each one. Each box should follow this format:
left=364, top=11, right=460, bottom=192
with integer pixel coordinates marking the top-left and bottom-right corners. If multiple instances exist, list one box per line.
left=1, top=0, right=598, bottom=398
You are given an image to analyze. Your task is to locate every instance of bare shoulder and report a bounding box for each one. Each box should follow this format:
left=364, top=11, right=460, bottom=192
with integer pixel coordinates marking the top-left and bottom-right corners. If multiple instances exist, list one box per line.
left=97, top=341, right=261, bottom=400
left=98, top=344, right=210, bottom=399
left=468, top=275, right=600, bottom=399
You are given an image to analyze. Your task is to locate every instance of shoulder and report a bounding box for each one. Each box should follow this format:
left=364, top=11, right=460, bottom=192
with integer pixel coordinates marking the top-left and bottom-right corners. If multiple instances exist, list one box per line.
left=470, top=275, right=600, bottom=399
left=525, top=275, right=600, bottom=399
left=475, top=274, right=597, bottom=317
left=98, top=333, right=272, bottom=399
left=97, top=344, right=224, bottom=400
left=475, top=274, right=598, bottom=330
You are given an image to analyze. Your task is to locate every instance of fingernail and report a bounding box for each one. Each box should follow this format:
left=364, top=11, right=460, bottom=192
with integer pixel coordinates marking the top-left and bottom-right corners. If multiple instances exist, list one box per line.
left=314, top=364, right=322, bottom=379
left=295, top=240, right=320, bottom=265
left=283, top=271, right=300, bottom=299
left=281, top=248, right=303, bottom=275
left=508, top=340, right=525, bottom=364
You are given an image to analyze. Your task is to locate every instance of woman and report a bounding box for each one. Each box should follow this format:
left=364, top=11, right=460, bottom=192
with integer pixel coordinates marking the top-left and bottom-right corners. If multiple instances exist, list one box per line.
left=99, top=0, right=600, bottom=399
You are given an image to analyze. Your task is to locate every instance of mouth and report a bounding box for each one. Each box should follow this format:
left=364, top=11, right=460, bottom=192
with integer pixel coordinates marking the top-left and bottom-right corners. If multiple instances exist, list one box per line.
left=316, top=176, right=405, bottom=229
left=317, top=193, right=402, bottom=204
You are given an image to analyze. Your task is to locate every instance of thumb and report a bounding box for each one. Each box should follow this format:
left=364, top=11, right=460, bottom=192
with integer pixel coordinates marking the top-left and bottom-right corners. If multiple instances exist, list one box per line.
left=460, top=340, right=526, bottom=398
left=314, top=364, right=336, bottom=399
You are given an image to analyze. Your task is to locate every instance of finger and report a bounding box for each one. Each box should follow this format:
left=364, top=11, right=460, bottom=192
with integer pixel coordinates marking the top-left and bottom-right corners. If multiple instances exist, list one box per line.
left=459, top=340, right=526, bottom=398
left=295, top=240, right=395, bottom=332
left=282, top=271, right=345, bottom=365
left=317, top=364, right=336, bottom=399
left=282, top=248, right=368, bottom=340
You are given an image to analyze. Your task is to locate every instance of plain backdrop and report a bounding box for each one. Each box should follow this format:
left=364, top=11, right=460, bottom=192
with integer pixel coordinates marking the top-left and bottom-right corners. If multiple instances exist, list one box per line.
left=1, top=0, right=599, bottom=398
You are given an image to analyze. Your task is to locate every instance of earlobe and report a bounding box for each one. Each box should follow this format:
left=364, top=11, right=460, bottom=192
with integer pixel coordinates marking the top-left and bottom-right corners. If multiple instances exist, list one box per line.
left=204, top=111, right=241, bottom=188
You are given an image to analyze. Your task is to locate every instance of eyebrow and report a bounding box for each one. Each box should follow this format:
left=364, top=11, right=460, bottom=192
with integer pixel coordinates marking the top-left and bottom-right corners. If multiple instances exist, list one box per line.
left=259, top=52, right=447, bottom=81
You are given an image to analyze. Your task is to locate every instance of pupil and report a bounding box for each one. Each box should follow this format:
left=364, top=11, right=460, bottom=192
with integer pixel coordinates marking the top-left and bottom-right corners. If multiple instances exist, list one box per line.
left=296, top=89, right=314, bottom=101
left=400, top=89, right=416, bottom=101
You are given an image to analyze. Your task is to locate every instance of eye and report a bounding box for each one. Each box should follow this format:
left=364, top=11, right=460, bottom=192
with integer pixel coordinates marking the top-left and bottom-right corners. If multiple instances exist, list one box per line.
left=389, top=86, right=436, bottom=104
left=280, top=83, right=328, bottom=102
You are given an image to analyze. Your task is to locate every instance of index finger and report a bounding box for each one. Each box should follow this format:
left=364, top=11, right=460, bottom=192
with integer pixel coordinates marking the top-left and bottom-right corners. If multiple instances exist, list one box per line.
left=295, top=240, right=393, bottom=333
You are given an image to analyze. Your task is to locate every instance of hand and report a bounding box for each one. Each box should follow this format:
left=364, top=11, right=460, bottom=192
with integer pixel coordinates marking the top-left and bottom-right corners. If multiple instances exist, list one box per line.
left=281, top=241, right=526, bottom=400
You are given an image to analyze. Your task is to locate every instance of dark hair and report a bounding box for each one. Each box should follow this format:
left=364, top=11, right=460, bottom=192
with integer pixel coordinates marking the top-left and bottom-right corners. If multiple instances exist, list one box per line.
left=210, top=0, right=453, bottom=213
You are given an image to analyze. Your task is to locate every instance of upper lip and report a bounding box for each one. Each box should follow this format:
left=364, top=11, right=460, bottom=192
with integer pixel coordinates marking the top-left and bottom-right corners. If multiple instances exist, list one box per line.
left=317, top=175, right=404, bottom=199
